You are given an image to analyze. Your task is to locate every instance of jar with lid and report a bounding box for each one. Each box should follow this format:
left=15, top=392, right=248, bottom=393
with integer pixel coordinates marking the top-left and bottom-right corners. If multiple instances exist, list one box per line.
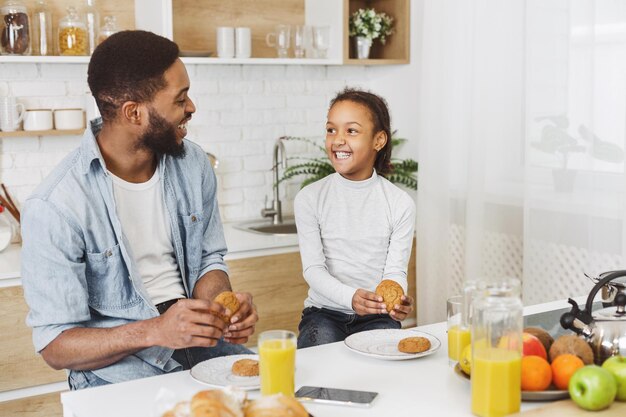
left=32, top=0, right=52, bottom=55
left=471, top=278, right=523, bottom=417
left=0, top=0, right=31, bottom=55
left=84, top=0, right=99, bottom=55
left=97, top=15, right=118, bottom=46
left=58, top=5, right=87, bottom=56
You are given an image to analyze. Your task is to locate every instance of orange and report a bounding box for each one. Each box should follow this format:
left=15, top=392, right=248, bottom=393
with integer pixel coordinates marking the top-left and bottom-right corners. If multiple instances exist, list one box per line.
left=551, top=353, right=584, bottom=390
left=521, top=355, right=552, bottom=391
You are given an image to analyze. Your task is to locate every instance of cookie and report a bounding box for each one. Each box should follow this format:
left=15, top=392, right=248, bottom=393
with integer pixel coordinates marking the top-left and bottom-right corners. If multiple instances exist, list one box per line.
left=398, top=336, right=431, bottom=353
left=231, top=358, right=259, bottom=377
left=214, top=291, right=240, bottom=323
left=375, top=279, right=404, bottom=312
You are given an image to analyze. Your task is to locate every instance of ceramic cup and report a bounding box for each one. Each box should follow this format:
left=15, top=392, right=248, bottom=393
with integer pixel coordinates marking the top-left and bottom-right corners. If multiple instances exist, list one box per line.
left=54, top=108, right=84, bottom=130
left=0, top=96, right=25, bottom=132
left=235, top=27, right=251, bottom=58
left=24, top=109, right=53, bottom=131
left=216, top=27, right=235, bottom=58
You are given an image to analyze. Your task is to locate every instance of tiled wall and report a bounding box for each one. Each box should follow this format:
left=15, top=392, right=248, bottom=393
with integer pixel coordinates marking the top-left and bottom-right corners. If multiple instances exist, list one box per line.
left=0, top=63, right=372, bottom=222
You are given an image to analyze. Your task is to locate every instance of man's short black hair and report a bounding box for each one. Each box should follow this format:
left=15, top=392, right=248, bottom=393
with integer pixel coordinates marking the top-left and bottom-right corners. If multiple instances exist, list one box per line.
left=88, top=30, right=180, bottom=122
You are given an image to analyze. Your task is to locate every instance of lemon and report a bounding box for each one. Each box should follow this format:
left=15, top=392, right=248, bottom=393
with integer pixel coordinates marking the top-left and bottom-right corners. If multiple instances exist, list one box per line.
left=460, top=344, right=472, bottom=375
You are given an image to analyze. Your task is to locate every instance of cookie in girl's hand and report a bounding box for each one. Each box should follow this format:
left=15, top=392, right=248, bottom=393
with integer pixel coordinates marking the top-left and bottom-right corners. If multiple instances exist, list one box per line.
left=214, top=291, right=240, bottom=323
left=375, top=279, right=404, bottom=312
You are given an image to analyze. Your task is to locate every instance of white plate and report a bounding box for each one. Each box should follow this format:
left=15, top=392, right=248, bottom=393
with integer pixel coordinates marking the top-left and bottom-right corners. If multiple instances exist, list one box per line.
left=344, top=329, right=441, bottom=360
left=190, top=354, right=260, bottom=390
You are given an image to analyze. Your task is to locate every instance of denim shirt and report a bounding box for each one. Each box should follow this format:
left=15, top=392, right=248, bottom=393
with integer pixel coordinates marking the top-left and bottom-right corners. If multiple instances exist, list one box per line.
left=20, top=119, right=229, bottom=386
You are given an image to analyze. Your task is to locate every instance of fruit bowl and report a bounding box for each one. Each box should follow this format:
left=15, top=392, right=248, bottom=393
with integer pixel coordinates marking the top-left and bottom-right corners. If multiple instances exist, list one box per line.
left=453, top=363, right=569, bottom=401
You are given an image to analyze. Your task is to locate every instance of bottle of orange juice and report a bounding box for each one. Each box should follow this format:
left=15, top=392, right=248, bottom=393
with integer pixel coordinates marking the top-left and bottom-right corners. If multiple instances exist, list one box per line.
left=471, top=279, right=523, bottom=417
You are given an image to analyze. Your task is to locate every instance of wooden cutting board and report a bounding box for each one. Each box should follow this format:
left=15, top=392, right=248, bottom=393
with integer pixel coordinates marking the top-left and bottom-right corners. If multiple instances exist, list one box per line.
left=511, top=400, right=626, bottom=416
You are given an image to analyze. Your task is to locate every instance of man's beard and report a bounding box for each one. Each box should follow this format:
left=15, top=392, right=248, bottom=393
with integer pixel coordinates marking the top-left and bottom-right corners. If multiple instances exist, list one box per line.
left=137, top=108, right=186, bottom=158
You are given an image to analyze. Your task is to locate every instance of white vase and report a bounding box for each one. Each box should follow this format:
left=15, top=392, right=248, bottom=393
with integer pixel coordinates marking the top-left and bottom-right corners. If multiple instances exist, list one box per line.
left=354, top=36, right=372, bottom=59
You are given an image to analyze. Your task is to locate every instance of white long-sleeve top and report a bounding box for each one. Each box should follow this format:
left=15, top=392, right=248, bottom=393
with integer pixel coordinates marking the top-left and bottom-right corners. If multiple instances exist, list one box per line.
left=294, top=170, right=416, bottom=314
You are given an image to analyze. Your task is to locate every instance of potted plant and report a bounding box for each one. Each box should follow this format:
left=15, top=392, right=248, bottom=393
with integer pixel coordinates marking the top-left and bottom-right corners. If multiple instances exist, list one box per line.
left=349, top=8, right=394, bottom=59
left=278, top=133, right=417, bottom=190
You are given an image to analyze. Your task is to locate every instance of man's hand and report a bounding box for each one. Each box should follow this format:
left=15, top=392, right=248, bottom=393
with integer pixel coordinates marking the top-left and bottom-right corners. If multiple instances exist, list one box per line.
left=223, top=292, right=258, bottom=345
left=352, top=288, right=387, bottom=316
left=390, top=295, right=414, bottom=322
left=152, top=299, right=228, bottom=349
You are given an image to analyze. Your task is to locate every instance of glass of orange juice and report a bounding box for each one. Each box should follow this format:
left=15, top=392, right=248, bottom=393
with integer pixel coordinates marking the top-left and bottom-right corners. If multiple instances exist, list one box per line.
left=447, top=295, right=470, bottom=365
left=258, top=330, right=297, bottom=397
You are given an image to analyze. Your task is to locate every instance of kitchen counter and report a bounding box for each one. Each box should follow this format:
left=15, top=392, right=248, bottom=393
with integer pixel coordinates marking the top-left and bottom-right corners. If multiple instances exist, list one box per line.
left=0, top=222, right=299, bottom=286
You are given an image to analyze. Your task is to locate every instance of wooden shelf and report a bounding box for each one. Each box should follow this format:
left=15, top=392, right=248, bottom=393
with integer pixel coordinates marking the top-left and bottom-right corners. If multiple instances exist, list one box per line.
left=0, top=129, right=84, bottom=138
left=343, top=0, right=410, bottom=63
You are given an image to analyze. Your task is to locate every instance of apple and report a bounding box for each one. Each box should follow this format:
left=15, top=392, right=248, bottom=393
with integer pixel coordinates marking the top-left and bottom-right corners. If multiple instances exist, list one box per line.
left=569, top=365, right=617, bottom=411
left=498, top=332, right=547, bottom=360
left=602, top=356, right=626, bottom=401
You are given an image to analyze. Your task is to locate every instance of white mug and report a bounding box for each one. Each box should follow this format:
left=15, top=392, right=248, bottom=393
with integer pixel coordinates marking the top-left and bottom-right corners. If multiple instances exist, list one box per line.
left=235, top=27, right=251, bottom=59
left=0, top=96, right=25, bottom=132
left=54, top=108, right=85, bottom=130
left=216, top=27, right=235, bottom=58
left=24, top=109, right=53, bottom=131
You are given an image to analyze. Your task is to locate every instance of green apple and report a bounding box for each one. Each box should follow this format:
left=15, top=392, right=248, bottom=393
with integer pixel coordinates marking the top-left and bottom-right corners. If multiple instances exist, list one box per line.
left=569, top=365, right=617, bottom=411
left=602, top=356, right=626, bottom=401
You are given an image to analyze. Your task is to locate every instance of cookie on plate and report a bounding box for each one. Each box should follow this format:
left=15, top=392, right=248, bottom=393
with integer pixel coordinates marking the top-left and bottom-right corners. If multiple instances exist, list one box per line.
left=231, top=359, right=259, bottom=377
left=214, top=291, right=240, bottom=323
left=398, top=336, right=431, bottom=353
left=375, top=280, right=404, bottom=312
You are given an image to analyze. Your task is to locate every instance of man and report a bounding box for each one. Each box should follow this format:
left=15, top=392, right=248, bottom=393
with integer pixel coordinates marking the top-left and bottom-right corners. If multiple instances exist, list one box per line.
left=20, top=30, right=258, bottom=390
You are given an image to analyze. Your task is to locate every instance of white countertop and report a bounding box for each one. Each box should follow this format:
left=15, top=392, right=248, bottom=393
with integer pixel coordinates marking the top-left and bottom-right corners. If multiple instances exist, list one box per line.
left=60, top=298, right=577, bottom=417
left=0, top=222, right=298, bottom=286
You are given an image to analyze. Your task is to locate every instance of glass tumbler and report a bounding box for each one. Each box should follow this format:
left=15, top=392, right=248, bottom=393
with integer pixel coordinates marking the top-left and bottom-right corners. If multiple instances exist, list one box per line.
left=258, top=330, right=297, bottom=396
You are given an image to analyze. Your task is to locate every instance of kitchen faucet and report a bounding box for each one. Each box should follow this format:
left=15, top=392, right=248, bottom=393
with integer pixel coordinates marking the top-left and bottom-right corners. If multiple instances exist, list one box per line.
left=261, top=137, right=287, bottom=224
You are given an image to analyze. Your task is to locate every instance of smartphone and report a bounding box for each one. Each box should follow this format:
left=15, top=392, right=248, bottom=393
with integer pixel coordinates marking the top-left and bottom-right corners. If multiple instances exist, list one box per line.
left=295, top=386, right=378, bottom=408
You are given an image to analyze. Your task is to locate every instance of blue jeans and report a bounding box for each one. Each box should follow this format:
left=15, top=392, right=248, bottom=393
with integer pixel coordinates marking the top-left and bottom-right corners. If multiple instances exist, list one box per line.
left=67, top=339, right=251, bottom=390
left=297, top=306, right=400, bottom=349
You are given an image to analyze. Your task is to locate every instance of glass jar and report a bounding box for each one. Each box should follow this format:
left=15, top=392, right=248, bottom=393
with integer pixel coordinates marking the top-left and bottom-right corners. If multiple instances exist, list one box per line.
left=471, top=278, right=523, bottom=417
left=97, top=15, right=117, bottom=46
left=32, top=0, right=52, bottom=55
left=0, top=0, right=31, bottom=55
left=58, top=6, right=87, bottom=56
left=84, top=0, right=99, bottom=54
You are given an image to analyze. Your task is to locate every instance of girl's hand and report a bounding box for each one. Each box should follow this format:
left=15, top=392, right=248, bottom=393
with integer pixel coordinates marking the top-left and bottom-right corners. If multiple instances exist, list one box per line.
left=352, top=288, right=387, bottom=316
left=390, top=295, right=414, bottom=322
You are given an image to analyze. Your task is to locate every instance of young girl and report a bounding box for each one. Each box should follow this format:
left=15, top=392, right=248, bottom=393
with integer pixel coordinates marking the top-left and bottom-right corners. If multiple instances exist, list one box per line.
left=295, top=88, right=416, bottom=348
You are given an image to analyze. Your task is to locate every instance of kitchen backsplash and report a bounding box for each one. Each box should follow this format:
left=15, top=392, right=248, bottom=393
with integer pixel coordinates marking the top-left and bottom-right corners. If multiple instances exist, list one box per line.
left=0, top=63, right=372, bottom=222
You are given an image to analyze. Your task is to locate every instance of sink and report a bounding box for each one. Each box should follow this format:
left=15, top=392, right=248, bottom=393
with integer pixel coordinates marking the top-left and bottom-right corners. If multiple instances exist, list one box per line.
left=234, top=219, right=298, bottom=236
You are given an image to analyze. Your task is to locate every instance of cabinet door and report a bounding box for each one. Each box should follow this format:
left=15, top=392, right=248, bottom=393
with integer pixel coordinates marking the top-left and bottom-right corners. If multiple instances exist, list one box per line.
left=0, top=286, right=66, bottom=392
left=227, top=252, right=308, bottom=346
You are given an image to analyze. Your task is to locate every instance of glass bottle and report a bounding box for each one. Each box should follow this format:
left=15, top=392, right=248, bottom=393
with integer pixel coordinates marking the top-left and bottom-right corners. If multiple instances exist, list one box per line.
left=0, top=0, right=31, bottom=55
left=97, top=15, right=117, bottom=46
left=84, top=0, right=99, bottom=55
left=32, top=0, right=52, bottom=55
left=471, top=278, right=523, bottom=417
left=58, top=6, right=87, bottom=56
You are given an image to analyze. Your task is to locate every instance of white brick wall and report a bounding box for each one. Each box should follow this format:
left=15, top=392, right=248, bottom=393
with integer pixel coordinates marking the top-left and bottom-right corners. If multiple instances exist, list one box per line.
left=0, top=62, right=372, bottom=222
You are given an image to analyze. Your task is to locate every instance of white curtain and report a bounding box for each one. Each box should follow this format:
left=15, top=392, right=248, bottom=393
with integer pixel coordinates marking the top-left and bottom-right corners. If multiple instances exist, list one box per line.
left=416, top=0, right=626, bottom=324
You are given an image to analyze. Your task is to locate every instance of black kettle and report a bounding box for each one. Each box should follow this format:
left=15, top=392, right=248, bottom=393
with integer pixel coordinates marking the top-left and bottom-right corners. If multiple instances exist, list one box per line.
left=560, top=270, right=626, bottom=364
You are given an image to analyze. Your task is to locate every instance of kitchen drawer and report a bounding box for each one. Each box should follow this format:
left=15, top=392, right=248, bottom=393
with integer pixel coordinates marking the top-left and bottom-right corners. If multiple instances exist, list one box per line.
left=0, top=286, right=66, bottom=392
left=0, top=391, right=63, bottom=417
left=227, top=251, right=308, bottom=346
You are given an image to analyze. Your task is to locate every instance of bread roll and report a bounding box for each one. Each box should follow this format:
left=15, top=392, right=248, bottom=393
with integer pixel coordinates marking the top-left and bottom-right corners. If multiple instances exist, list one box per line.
left=190, top=390, right=243, bottom=417
left=214, top=291, right=241, bottom=323
left=243, top=394, right=308, bottom=417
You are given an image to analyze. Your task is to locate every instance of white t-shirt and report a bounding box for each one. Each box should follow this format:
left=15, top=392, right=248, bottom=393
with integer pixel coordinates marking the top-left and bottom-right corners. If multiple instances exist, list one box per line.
left=294, top=170, right=416, bottom=314
left=109, top=169, right=185, bottom=305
